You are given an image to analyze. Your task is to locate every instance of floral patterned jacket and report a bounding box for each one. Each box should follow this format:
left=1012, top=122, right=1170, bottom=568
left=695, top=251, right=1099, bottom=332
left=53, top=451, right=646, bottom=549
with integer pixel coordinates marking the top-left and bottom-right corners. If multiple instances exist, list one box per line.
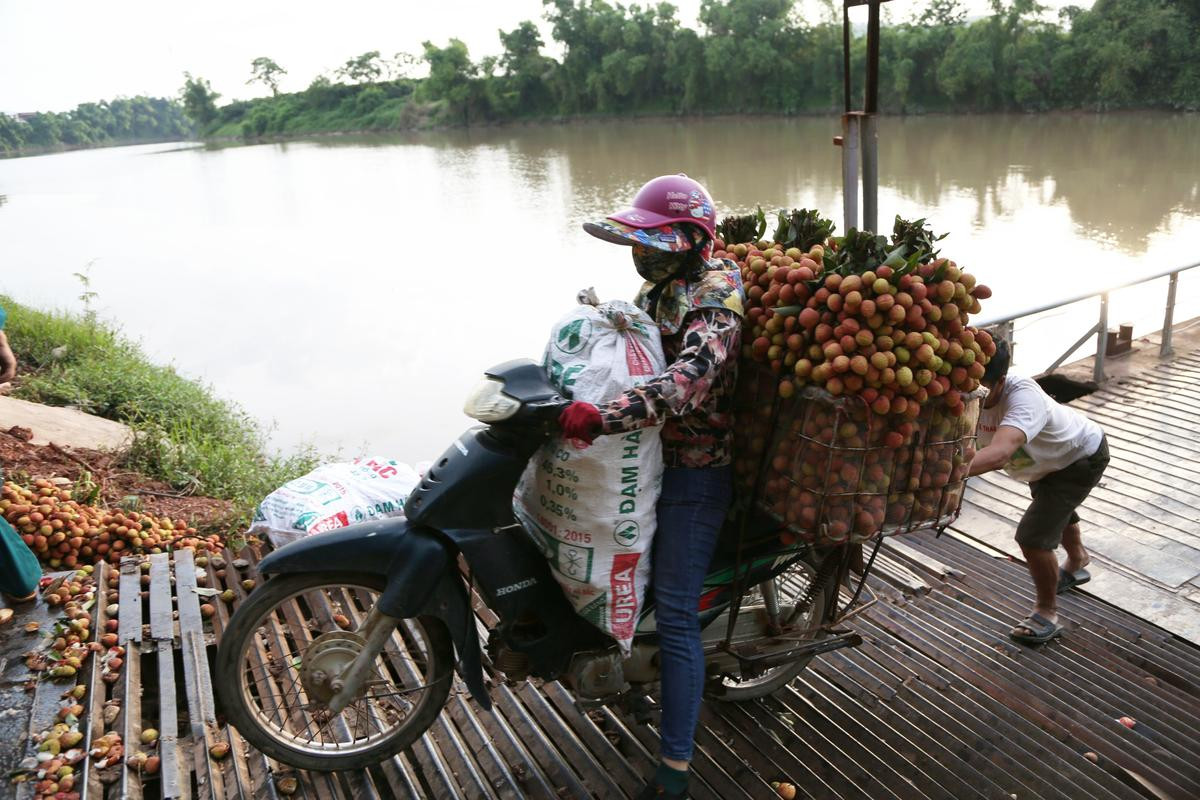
left=598, top=258, right=745, bottom=469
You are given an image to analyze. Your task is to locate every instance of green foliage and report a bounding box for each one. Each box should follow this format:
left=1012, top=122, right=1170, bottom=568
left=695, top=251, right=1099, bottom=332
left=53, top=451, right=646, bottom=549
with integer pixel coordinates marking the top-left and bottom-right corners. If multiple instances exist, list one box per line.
left=1, top=96, right=190, bottom=157
left=181, top=73, right=220, bottom=128
left=8, top=0, right=1196, bottom=156
left=336, top=51, right=385, bottom=84
left=421, top=39, right=485, bottom=125
left=891, top=216, right=946, bottom=263
left=248, top=57, right=287, bottom=97
left=0, top=295, right=319, bottom=515
left=772, top=208, right=836, bottom=251
left=717, top=207, right=768, bottom=245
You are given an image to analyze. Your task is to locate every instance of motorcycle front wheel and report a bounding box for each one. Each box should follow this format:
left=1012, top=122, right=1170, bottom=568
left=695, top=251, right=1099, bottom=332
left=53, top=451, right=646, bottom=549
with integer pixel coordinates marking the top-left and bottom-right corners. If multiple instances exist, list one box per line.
left=214, top=572, right=453, bottom=771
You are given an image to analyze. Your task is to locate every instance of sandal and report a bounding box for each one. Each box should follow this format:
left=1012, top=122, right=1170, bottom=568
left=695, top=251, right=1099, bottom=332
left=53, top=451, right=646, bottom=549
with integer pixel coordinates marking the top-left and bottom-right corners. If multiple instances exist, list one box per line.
left=1010, top=613, right=1063, bottom=644
left=1057, top=568, right=1091, bottom=594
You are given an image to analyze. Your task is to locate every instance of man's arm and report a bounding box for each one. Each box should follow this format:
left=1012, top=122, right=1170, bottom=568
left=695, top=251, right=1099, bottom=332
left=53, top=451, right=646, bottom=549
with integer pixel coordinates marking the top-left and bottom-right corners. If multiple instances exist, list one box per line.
left=969, top=425, right=1026, bottom=476
left=0, top=331, right=15, bottom=383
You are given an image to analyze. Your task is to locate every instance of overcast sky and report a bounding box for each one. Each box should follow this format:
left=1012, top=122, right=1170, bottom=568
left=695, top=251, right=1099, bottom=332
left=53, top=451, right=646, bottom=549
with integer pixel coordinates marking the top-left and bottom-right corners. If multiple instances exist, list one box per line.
left=1, top=0, right=1086, bottom=113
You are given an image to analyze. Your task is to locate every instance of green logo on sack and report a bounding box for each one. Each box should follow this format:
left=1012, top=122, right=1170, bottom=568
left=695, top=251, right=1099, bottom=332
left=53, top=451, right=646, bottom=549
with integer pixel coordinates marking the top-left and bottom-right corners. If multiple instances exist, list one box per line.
left=613, top=520, right=640, bottom=547
left=555, top=319, right=591, bottom=354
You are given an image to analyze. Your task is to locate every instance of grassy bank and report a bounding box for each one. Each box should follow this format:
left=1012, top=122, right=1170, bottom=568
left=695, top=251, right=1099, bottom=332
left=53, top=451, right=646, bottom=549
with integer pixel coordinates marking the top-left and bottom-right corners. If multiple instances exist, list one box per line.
left=205, top=82, right=440, bottom=139
left=1, top=295, right=319, bottom=515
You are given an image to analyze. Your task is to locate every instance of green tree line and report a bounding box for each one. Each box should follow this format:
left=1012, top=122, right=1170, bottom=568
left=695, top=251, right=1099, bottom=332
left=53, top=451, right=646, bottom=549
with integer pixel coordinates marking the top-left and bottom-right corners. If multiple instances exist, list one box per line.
left=195, top=0, right=1200, bottom=139
left=0, top=96, right=190, bottom=157
left=5, top=0, right=1196, bottom=156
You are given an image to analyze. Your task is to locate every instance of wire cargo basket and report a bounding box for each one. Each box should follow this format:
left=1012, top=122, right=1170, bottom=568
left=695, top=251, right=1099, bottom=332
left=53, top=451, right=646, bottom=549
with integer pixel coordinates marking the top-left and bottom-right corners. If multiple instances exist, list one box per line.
left=732, top=364, right=983, bottom=547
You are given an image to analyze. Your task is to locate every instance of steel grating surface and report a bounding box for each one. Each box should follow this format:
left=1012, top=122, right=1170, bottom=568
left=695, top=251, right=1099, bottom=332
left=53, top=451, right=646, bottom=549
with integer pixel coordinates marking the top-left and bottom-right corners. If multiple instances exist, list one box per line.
left=86, top=526, right=1200, bottom=800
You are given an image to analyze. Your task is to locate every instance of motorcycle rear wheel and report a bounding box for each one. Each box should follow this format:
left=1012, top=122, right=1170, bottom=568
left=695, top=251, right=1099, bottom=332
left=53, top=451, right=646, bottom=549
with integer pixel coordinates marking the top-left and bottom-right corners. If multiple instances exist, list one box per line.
left=711, top=546, right=838, bottom=702
left=214, top=572, right=452, bottom=771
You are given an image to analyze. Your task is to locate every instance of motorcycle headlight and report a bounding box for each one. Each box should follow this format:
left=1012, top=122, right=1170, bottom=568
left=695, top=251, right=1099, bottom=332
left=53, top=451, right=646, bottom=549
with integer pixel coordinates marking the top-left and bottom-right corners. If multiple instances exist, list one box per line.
left=463, top=377, right=521, bottom=422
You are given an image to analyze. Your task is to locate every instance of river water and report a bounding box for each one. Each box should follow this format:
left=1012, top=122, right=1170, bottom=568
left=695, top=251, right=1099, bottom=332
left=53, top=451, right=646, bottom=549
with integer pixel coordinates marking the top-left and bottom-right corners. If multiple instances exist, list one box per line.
left=1, top=113, right=1197, bottom=464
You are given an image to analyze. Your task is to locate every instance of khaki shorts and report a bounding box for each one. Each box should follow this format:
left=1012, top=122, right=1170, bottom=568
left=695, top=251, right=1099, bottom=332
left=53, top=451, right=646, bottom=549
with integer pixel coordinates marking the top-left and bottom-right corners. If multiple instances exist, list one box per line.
left=1015, top=436, right=1109, bottom=550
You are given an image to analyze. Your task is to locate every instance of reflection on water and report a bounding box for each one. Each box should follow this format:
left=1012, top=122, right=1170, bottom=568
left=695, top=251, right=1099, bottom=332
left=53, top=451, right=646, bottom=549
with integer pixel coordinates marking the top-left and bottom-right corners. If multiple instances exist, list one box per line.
left=877, top=114, right=1200, bottom=246
left=0, top=113, right=1197, bottom=463
left=320, top=112, right=1200, bottom=248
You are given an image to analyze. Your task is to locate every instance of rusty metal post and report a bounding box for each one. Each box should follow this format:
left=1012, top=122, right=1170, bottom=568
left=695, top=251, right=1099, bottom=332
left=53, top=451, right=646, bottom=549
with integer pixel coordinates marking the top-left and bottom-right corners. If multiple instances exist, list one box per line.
left=1094, top=292, right=1109, bottom=383
left=1161, top=271, right=1178, bottom=357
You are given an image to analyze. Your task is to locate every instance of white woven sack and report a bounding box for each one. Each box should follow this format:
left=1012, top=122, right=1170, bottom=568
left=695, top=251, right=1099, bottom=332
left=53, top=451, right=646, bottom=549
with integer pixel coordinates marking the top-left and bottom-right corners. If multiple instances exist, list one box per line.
left=249, top=457, right=420, bottom=547
left=515, top=300, right=666, bottom=654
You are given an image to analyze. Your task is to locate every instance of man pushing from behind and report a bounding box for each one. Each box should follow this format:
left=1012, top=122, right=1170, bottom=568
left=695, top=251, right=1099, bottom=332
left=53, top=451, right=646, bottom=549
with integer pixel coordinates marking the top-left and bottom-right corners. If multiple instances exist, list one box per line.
left=968, top=340, right=1109, bottom=644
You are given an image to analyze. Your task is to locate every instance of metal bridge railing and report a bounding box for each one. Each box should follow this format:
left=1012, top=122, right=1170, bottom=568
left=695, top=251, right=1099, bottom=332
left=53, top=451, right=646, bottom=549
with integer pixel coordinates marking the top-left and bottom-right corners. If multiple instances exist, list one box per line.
left=973, top=259, right=1200, bottom=384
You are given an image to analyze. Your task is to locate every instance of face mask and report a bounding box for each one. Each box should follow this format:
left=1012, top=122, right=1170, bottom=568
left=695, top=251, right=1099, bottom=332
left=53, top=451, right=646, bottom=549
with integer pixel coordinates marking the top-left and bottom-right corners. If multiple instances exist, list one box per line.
left=632, top=245, right=687, bottom=283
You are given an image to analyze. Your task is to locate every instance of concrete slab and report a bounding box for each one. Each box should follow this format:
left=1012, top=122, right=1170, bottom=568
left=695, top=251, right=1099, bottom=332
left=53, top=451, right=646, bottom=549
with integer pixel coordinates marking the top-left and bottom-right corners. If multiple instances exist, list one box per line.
left=0, top=588, right=67, bottom=779
left=0, top=395, right=131, bottom=451
left=1085, top=568, right=1200, bottom=644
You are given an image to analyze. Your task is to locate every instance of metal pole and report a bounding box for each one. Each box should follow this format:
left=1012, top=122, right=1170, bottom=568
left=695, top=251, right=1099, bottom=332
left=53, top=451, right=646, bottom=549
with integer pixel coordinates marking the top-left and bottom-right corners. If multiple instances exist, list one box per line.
left=842, top=114, right=861, bottom=232
left=1161, top=271, right=1178, bottom=357
left=842, top=5, right=852, bottom=112
left=1094, top=292, right=1109, bottom=384
left=861, top=1, right=881, bottom=232
left=864, top=1, right=881, bottom=113
left=861, top=114, right=878, bottom=233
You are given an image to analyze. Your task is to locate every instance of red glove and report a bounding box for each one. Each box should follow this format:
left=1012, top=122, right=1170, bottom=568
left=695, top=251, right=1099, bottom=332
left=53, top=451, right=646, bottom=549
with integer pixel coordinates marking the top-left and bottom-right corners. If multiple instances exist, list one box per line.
left=559, top=402, right=602, bottom=446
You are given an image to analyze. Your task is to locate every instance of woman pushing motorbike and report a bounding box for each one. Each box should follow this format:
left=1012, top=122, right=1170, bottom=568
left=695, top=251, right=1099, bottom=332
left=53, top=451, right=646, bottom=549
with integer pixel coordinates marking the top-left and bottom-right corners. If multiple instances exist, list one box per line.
left=559, top=175, right=746, bottom=799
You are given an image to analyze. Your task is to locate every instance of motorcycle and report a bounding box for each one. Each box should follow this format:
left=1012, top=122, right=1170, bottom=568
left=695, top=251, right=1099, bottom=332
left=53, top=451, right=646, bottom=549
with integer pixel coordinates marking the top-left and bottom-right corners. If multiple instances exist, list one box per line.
left=214, top=359, right=862, bottom=771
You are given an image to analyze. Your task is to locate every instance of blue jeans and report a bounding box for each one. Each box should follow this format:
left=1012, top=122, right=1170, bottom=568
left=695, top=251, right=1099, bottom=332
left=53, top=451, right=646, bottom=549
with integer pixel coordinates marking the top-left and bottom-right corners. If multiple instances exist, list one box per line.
left=653, top=465, right=732, bottom=762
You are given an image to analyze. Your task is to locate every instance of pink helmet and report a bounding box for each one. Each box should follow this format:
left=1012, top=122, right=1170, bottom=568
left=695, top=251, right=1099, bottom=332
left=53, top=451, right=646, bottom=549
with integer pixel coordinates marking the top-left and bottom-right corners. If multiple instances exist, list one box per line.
left=583, top=174, right=716, bottom=252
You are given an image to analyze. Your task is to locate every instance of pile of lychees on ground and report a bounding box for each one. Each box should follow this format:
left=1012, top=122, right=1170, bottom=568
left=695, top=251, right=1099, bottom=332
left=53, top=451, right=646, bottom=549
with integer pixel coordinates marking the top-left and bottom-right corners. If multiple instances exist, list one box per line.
left=2, top=479, right=223, bottom=569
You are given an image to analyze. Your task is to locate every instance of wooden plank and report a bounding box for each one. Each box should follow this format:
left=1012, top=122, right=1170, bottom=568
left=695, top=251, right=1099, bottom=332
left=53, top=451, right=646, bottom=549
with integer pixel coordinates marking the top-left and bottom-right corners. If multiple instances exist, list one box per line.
left=149, top=553, right=187, bottom=799
left=907, top=593, right=1200, bottom=784
left=514, top=681, right=626, bottom=799
left=200, top=558, right=274, bottom=800
left=83, top=561, right=112, bottom=800
left=118, top=561, right=146, bottom=800
left=871, top=554, right=932, bottom=595
left=540, top=682, right=643, bottom=795
left=970, top=474, right=1177, bottom=549
left=118, top=557, right=143, bottom=646
left=964, top=483, right=1200, bottom=586
left=866, top=604, right=1196, bottom=798
left=319, top=585, right=473, bottom=799
left=260, top=585, right=384, bottom=798
left=174, top=548, right=226, bottom=800
left=211, top=565, right=287, bottom=800
left=449, top=689, right=550, bottom=800
left=236, top=549, right=370, bottom=800
left=883, top=537, right=963, bottom=581
left=249, top=597, right=344, bottom=800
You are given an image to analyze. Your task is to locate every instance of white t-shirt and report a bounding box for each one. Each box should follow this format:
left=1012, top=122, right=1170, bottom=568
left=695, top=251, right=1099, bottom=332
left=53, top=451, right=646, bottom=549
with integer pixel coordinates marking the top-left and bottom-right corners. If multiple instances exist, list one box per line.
left=977, top=375, right=1104, bottom=483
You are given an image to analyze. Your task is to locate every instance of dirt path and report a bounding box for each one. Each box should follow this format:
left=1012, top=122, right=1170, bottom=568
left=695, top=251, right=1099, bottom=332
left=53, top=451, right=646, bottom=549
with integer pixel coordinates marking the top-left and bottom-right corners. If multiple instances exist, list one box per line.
left=0, top=428, right=233, bottom=527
